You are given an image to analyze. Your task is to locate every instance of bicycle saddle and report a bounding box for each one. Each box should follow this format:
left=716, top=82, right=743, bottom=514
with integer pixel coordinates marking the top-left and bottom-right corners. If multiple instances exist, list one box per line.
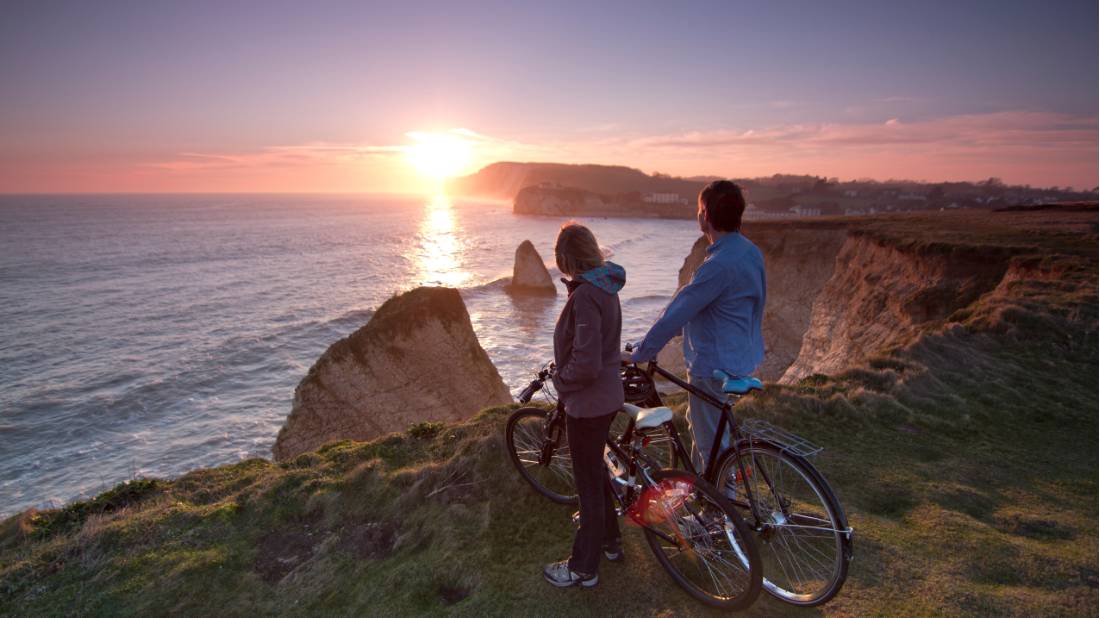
left=712, top=370, right=764, bottom=395
left=621, top=403, right=673, bottom=430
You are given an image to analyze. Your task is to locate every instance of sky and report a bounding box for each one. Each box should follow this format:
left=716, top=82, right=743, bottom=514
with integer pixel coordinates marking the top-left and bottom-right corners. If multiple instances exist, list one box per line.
left=1, top=0, right=1097, bottom=193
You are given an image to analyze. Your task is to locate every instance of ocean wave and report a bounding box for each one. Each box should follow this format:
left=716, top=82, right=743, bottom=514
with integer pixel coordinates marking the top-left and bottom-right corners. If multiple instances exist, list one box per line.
left=462, top=276, right=512, bottom=293
left=605, top=231, right=657, bottom=252
left=624, top=294, right=672, bottom=305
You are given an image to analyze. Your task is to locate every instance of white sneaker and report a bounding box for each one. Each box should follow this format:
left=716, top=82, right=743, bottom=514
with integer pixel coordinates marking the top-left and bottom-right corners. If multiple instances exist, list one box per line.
left=543, top=560, right=598, bottom=588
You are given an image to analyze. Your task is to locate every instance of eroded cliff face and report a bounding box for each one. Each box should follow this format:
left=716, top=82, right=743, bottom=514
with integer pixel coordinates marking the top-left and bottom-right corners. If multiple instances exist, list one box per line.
left=273, top=287, right=512, bottom=461
left=668, top=230, right=846, bottom=381
left=779, top=233, right=1010, bottom=383
left=754, top=229, right=848, bottom=380
left=513, top=185, right=692, bottom=219
left=669, top=216, right=1068, bottom=384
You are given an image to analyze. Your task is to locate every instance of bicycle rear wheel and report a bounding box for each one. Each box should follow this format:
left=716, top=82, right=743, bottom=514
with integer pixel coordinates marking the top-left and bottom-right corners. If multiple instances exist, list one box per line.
left=716, top=441, right=851, bottom=606
left=505, top=407, right=577, bottom=505
left=640, top=469, right=762, bottom=610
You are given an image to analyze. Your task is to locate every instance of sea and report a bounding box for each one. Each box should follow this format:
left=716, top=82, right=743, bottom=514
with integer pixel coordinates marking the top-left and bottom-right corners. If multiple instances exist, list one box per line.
left=0, top=193, right=703, bottom=517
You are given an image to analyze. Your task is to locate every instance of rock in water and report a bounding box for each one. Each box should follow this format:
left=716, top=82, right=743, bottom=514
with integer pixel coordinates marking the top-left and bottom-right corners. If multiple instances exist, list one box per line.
left=273, top=287, right=512, bottom=461
left=508, top=240, right=555, bottom=294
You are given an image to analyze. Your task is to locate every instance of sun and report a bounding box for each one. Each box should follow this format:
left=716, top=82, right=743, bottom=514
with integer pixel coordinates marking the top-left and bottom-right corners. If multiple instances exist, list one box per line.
left=404, top=131, right=473, bottom=179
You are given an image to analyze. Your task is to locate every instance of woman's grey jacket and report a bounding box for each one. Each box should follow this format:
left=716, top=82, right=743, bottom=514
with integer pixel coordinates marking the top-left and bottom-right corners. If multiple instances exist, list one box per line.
left=552, top=262, right=626, bottom=418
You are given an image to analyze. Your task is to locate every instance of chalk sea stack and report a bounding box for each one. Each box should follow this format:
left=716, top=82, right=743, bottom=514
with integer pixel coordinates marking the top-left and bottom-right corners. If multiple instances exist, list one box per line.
left=508, top=240, right=556, bottom=294
left=273, top=287, right=512, bottom=461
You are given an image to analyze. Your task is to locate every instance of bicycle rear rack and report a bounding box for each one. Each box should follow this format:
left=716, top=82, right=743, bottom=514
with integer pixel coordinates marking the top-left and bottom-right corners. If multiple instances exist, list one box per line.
left=740, top=418, right=823, bottom=458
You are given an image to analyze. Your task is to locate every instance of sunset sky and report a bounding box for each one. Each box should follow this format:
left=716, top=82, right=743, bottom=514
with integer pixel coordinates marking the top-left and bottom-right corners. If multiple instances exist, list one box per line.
left=1, top=0, right=1097, bottom=193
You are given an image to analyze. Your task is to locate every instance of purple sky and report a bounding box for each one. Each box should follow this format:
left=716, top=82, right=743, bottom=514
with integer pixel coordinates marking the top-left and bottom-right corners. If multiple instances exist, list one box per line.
left=1, top=0, right=1097, bottom=192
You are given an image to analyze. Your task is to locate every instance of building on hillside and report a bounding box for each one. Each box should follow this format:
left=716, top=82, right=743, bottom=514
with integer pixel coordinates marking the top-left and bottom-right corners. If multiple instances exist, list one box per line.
left=643, top=192, right=688, bottom=205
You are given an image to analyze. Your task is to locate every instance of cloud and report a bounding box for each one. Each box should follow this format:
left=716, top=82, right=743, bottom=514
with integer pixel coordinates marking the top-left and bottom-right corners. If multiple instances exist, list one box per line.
left=609, top=111, right=1097, bottom=187
left=622, top=111, right=1097, bottom=151
left=143, top=111, right=1098, bottom=189
left=149, top=128, right=562, bottom=174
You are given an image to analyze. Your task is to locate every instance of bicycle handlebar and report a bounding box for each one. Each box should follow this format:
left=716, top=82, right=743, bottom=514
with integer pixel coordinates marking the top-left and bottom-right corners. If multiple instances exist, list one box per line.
left=516, top=365, right=554, bottom=404
left=517, top=379, right=542, bottom=404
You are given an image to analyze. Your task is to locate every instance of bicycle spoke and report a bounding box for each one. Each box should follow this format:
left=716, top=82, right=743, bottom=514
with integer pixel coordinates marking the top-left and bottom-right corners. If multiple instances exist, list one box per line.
left=507, top=410, right=577, bottom=502
left=718, top=444, right=846, bottom=604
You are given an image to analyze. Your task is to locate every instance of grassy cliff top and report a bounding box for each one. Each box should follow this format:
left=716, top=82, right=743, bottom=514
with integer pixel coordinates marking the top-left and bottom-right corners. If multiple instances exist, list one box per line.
left=2, top=211, right=1096, bottom=615
left=745, top=206, right=1097, bottom=254
left=2, top=325, right=1096, bottom=615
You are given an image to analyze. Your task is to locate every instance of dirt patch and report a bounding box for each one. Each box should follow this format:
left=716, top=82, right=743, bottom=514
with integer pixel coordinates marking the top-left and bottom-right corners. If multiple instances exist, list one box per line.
left=931, top=487, right=995, bottom=521
left=254, top=527, right=320, bottom=584
left=993, top=514, right=1075, bottom=540
left=438, top=581, right=472, bottom=605
left=857, top=483, right=918, bottom=518
left=342, top=521, right=398, bottom=560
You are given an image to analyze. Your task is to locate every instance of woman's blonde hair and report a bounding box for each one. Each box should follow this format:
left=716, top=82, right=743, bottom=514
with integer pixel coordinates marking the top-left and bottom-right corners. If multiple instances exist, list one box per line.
left=554, top=221, right=605, bottom=277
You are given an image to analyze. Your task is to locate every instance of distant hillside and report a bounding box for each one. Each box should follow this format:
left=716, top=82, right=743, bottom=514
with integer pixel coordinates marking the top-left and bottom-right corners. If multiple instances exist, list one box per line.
left=446, top=162, right=717, bottom=200
left=513, top=184, right=695, bottom=219
left=450, top=161, right=1098, bottom=218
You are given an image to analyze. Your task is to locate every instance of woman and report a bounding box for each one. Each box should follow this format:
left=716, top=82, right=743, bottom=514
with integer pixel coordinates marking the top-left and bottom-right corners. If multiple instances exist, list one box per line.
left=543, top=222, right=626, bottom=589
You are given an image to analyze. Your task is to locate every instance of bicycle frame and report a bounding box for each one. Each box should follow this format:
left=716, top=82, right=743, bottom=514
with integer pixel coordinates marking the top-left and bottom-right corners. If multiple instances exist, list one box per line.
left=540, top=400, right=704, bottom=549
left=532, top=362, right=771, bottom=527
left=642, top=362, right=769, bottom=525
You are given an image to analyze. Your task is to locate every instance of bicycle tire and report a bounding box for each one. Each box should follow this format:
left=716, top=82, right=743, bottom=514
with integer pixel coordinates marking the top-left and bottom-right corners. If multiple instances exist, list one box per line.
left=714, top=440, right=851, bottom=606
left=641, top=469, right=763, bottom=610
left=505, top=407, right=577, bottom=505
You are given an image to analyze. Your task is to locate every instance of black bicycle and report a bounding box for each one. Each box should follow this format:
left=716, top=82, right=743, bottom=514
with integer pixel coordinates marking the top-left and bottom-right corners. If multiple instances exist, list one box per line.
left=509, top=355, right=853, bottom=607
left=506, top=362, right=763, bottom=610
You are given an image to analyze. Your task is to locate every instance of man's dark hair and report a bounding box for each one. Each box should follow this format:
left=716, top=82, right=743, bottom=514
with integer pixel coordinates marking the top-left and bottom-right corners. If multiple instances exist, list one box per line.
left=699, top=180, right=746, bottom=232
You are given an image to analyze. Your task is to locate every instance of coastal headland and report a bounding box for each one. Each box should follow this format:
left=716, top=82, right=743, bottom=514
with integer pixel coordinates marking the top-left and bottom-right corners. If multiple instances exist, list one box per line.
left=2, top=207, right=1096, bottom=616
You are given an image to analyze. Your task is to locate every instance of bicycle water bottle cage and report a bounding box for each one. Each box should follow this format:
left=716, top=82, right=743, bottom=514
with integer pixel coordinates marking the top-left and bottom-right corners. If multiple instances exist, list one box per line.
left=712, top=370, right=763, bottom=395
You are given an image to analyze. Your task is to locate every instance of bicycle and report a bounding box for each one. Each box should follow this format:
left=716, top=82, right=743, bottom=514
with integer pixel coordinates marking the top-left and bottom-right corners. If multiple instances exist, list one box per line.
left=620, top=346, right=854, bottom=607
left=509, top=354, right=854, bottom=607
left=505, top=362, right=763, bottom=610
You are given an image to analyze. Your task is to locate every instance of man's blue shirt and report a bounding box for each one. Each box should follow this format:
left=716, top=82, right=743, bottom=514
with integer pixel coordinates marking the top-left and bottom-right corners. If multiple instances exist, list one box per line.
left=632, top=233, right=766, bottom=377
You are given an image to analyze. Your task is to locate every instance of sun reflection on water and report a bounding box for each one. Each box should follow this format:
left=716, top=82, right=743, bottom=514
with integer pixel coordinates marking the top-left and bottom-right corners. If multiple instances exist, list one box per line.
left=410, top=194, right=471, bottom=288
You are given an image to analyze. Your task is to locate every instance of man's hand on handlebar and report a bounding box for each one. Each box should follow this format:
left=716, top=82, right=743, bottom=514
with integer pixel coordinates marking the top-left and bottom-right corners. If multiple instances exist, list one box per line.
left=621, top=342, right=640, bottom=365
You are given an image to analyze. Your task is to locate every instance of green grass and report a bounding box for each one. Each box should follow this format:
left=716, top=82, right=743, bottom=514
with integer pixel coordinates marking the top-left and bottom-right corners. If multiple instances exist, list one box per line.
left=2, top=323, right=1095, bottom=617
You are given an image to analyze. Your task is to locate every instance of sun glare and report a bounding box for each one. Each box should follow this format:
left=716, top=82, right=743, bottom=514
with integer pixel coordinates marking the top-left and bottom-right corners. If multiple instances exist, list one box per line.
left=404, top=131, right=473, bottom=180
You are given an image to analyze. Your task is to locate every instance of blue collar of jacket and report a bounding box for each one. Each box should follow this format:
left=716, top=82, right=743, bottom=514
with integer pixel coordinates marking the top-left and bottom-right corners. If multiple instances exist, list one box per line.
left=705, top=232, right=742, bottom=255
left=563, top=261, right=626, bottom=294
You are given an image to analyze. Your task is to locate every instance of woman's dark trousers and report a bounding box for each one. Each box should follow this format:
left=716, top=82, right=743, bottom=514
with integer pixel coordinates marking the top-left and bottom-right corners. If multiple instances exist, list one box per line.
left=566, top=410, right=621, bottom=575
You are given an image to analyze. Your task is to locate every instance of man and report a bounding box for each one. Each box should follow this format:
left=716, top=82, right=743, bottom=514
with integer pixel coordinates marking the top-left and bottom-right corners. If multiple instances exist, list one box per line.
left=626, top=180, right=766, bottom=472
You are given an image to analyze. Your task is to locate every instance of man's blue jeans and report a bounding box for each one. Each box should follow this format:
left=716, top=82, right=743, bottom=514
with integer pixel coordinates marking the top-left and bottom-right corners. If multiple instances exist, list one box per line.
left=687, top=375, right=730, bottom=473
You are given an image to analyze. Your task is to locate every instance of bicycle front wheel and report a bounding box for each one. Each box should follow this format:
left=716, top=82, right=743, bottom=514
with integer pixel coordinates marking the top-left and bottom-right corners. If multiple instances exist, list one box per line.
left=505, top=407, right=577, bottom=505
left=716, top=441, right=851, bottom=606
left=641, top=469, right=762, bottom=610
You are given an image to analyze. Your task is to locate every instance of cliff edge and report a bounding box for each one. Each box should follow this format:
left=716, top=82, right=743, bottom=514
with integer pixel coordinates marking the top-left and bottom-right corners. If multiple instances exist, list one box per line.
left=273, top=287, right=512, bottom=461
left=670, top=209, right=1097, bottom=383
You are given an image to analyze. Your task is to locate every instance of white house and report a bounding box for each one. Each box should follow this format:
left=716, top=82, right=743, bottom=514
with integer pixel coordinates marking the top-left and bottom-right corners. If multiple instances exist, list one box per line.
left=643, top=192, right=686, bottom=204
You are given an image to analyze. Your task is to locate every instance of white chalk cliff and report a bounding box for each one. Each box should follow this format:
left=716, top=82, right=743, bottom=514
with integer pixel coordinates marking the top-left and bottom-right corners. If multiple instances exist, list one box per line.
left=273, top=287, right=512, bottom=461
left=508, top=240, right=556, bottom=294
